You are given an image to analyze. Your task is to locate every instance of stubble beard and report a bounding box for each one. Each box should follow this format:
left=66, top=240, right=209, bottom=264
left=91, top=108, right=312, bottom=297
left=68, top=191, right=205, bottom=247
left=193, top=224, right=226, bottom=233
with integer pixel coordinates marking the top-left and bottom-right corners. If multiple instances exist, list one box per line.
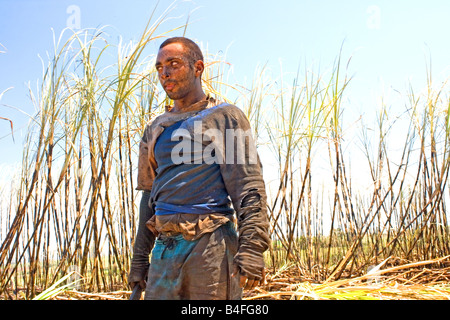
left=165, top=85, right=189, bottom=101
left=164, top=66, right=198, bottom=101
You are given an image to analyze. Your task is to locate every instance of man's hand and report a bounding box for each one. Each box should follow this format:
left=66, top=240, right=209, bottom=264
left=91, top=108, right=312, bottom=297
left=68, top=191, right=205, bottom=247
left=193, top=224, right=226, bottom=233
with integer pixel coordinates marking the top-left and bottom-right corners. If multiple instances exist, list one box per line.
left=130, top=279, right=146, bottom=290
left=232, top=266, right=265, bottom=290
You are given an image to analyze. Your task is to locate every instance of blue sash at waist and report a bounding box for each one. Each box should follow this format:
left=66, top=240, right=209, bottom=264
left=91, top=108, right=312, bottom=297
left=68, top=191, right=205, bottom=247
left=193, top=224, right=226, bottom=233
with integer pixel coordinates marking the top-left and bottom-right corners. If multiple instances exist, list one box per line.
left=155, top=201, right=234, bottom=216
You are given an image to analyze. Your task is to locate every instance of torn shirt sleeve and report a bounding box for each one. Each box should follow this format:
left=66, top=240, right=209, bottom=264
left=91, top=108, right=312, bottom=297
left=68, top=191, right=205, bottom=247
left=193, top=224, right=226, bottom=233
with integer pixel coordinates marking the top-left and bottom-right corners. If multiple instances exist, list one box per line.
left=216, top=105, right=271, bottom=280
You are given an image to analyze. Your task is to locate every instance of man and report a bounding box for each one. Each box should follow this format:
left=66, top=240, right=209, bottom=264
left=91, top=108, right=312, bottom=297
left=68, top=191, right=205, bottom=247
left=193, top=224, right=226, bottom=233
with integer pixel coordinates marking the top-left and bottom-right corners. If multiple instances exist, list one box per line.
left=128, top=37, right=270, bottom=300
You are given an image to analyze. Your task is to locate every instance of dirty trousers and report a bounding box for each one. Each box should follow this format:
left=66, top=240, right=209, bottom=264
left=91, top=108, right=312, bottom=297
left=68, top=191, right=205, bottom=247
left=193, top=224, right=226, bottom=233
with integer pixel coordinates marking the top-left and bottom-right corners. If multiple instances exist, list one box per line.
left=144, top=222, right=242, bottom=300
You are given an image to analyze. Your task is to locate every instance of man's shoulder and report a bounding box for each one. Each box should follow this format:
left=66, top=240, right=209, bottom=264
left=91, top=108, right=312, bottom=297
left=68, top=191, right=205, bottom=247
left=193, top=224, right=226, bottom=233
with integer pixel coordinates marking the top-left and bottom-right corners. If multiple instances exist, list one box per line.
left=202, top=101, right=248, bottom=120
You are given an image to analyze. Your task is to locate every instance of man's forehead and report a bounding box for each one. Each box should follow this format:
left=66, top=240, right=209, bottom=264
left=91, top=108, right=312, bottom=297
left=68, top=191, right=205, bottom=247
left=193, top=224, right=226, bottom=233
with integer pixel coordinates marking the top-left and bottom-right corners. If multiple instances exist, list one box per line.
left=156, top=42, right=187, bottom=61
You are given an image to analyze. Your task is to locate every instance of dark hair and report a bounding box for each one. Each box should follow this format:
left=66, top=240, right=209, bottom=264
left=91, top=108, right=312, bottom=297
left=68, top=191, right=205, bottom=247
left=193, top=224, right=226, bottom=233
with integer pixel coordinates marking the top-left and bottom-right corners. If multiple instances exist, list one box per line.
left=159, top=37, right=204, bottom=66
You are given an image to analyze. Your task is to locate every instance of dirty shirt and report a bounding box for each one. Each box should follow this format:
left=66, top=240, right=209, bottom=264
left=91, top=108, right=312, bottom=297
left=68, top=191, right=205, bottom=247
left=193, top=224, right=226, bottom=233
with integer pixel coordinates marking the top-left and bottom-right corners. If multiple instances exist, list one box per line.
left=128, top=97, right=270, bottom=300
left=151, top=117, right=234, bottom=216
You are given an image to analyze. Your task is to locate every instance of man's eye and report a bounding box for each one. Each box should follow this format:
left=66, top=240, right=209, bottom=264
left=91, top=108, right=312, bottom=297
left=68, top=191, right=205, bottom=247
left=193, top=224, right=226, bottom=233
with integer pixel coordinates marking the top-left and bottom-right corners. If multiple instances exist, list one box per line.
left=171, top=61, right=179, bottom=67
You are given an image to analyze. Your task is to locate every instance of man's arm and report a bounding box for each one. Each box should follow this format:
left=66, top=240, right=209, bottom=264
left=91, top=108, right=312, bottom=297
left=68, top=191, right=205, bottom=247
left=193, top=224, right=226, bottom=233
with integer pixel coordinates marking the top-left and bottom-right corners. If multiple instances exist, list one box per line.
left=128, top=129, right=156, bottom=289
left=215, top=105, right=271, bottom=288
left=128, top=190, right=155, bottom=289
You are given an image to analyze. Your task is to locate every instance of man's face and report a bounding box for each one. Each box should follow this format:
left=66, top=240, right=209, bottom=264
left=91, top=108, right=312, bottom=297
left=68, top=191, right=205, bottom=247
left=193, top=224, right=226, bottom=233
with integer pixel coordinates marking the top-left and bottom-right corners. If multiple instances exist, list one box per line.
left=155, top=42, right=199, bottom=101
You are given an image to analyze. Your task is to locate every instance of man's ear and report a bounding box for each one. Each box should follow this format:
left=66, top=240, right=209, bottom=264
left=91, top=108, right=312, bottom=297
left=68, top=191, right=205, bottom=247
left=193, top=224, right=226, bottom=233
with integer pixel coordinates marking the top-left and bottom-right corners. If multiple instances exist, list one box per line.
left=194, top=60, right=204, bottom=78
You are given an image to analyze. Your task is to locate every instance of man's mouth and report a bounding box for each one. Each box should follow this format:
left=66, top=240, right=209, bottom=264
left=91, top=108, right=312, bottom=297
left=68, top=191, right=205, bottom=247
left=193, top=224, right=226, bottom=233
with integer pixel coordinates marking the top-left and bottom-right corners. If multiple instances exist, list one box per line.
left=164, top=82, right=176, bottom=91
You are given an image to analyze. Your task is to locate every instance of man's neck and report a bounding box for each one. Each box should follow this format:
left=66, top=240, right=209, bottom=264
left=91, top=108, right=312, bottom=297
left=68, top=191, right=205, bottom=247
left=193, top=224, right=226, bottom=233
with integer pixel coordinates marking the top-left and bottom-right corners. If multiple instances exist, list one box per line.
left=172, top=91, right=207, bottom=113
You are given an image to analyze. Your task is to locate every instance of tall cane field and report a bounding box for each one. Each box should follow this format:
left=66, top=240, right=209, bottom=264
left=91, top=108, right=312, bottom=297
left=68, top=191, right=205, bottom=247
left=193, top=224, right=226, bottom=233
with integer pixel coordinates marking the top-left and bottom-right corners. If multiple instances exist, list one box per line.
left=1, top=10, right=450, bottom=300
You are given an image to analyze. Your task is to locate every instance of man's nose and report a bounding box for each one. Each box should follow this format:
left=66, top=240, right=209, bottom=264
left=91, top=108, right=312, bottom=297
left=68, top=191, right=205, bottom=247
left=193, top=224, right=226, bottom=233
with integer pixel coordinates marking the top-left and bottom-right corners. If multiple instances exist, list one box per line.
left=160, top=66, right=170, bottom=78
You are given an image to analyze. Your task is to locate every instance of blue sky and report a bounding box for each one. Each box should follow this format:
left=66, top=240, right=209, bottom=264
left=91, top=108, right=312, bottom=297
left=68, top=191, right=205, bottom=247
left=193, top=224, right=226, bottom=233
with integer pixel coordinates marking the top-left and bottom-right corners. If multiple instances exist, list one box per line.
left=1, top=0, right=450, bottom=167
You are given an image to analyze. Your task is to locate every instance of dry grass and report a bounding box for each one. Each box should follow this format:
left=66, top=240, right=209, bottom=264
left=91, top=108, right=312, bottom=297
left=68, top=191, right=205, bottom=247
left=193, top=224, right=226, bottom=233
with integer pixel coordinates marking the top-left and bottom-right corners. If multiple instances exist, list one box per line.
left=245, top=255, right=450, bottom=300
left=17, top=255, right=450, bottom=300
